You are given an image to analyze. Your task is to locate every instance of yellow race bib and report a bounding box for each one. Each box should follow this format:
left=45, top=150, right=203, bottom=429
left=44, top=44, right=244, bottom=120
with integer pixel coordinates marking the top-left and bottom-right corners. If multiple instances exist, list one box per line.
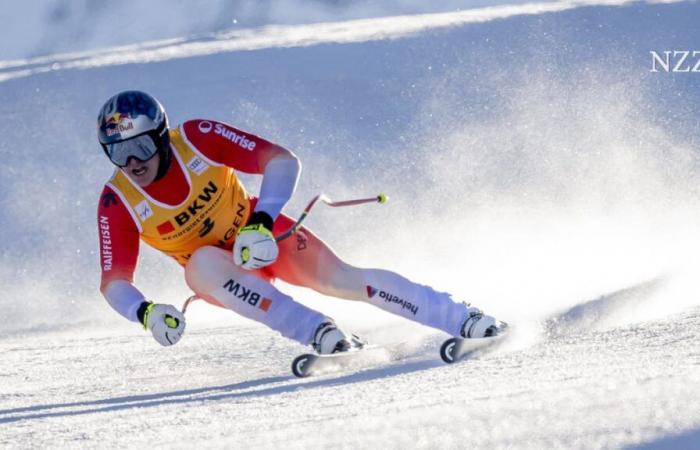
left=107, top=126, right=251, bottom=265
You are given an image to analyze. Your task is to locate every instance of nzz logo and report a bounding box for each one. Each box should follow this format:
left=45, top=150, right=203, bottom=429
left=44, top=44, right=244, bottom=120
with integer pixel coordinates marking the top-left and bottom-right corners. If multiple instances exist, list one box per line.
left=650, top=51, right=700, bottom=73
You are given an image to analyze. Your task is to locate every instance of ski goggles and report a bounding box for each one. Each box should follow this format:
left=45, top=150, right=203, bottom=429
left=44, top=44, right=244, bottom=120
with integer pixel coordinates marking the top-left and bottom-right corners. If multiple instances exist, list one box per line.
left=104, top=133, right=159, bottom=167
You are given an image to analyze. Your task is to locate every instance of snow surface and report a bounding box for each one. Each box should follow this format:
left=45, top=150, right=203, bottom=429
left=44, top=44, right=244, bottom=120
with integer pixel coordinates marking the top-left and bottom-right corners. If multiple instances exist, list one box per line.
left=2, top=0, right=566, bottom=60
left=1, top=1, right=700, bottom=448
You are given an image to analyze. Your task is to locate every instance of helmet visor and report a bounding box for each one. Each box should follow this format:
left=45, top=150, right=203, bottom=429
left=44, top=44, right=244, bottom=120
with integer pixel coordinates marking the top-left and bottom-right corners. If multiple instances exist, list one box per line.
left=105, top=133, right=158, bottom=167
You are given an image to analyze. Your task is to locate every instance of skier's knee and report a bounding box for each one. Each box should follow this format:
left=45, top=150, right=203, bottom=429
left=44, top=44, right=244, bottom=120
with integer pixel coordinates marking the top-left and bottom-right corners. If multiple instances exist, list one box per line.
left=313, top=257, right=366, bottom=299
left=185, top=246, right=231, bottom=293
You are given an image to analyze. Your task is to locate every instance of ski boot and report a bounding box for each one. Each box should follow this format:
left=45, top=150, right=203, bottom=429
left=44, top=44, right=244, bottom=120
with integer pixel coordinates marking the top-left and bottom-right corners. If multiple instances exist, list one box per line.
left=461, top=307, right=501, bottom=338
left=312, top=321, right=364, bottom=354
left=439, top=306, right=507, bottom=364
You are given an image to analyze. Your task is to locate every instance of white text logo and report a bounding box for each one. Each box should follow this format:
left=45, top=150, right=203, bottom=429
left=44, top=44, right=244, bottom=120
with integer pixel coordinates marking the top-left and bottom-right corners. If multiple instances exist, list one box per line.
left=650, top=50, right=700, bottom=73
left=214, top=123, right=256, bottom=151
left=99, top=216, right=112, bottom=271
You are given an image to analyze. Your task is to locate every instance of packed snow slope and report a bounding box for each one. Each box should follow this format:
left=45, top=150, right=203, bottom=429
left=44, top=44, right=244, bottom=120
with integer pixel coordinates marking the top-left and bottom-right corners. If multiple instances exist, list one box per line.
left=3, top=0, right=577, bottom=60
left=1, top=1, right=700, bottom=449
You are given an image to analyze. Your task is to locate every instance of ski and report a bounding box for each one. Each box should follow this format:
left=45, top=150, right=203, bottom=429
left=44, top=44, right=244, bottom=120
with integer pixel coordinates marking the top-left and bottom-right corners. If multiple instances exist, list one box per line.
left=291, top=323, right=511, bottom=376
left=439, top=323, right=509, bottom=364
left=291, top=343, right=409, bottom=378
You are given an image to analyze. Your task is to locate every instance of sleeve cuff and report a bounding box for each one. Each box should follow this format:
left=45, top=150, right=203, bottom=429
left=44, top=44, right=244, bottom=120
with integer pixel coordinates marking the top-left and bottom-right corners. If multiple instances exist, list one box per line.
left=246, top=210, right=274, bottom=231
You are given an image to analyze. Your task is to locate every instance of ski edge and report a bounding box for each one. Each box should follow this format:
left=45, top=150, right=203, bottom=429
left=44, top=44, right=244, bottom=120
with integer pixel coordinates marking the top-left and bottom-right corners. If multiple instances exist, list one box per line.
left=291, top=344, right=403, bottom=378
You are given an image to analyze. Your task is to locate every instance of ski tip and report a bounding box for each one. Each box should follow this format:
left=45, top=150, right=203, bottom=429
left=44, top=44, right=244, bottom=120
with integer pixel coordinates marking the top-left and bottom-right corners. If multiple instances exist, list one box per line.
left=291, top=354, right=316, bottom=378
left=440, top=337, right=460, bottom=364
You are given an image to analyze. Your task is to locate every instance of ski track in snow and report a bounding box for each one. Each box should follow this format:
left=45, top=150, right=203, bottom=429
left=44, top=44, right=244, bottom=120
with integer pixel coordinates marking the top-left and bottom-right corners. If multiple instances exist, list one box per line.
left=1, top=0, right=700, bottom=448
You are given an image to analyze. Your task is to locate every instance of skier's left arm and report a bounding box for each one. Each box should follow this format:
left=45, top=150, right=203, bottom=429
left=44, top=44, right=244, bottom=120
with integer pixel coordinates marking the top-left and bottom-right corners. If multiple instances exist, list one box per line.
left=182, top=119, right=300, bottom=221
left=182, top=120, right=300, bottom=269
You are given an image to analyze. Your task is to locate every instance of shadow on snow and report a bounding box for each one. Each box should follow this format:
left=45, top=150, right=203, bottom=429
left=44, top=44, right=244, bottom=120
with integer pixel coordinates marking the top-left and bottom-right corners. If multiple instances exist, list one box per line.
left=0, top=358, right=442, bottom=424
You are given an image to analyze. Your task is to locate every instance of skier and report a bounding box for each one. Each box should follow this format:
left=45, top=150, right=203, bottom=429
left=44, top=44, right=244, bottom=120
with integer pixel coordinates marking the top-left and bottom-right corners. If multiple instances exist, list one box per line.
left=96, top=90, right=501, bottom=354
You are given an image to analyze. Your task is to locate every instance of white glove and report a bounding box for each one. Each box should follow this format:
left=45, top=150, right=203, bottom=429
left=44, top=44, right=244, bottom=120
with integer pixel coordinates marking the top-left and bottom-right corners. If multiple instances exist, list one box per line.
left=142, top=303, right=186, bottom=346
left=233, top=223, right=279, bottom=270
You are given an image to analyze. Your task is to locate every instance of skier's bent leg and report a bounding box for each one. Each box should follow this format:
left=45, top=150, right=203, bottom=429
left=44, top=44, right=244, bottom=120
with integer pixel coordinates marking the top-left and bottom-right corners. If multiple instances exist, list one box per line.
left=269, top=224, right=485, bottom=337
left=322, top=260, right=471, bottom=337
left=184, top=246, right=328, bottom=346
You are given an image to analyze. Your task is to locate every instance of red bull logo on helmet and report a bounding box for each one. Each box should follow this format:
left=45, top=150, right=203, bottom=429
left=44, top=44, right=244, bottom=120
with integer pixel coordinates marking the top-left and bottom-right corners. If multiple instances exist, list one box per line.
left=105, top=112, right=135, bottom=137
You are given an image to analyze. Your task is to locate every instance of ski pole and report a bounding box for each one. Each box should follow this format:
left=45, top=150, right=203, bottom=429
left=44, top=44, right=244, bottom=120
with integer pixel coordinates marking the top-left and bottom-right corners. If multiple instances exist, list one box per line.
left=182, top=192, right=388, bottom=313
left=182, top=295, right=199, bottom=314
left=275, top=192, right=388, bottom=242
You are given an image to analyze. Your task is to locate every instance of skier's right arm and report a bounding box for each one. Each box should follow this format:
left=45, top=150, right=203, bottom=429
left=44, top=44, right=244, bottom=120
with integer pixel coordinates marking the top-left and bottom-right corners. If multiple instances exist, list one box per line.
left=97, top=187, right=185, bottom=346
left=97, top=186, right=143, bottom=322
